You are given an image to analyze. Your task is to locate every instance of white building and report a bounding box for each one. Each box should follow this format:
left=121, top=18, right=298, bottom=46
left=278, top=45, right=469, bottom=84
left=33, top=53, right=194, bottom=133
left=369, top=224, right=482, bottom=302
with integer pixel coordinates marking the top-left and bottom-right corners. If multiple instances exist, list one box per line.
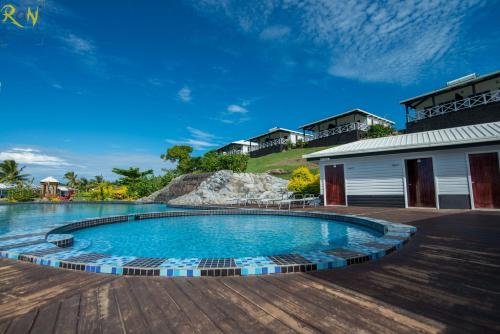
left=304, top=122, right=500, bottom=210
left=298, top=109, right=395, bottom=148
left=216, top=140, right=257, bottom=155
left=247, top=127, right=312, bottom=157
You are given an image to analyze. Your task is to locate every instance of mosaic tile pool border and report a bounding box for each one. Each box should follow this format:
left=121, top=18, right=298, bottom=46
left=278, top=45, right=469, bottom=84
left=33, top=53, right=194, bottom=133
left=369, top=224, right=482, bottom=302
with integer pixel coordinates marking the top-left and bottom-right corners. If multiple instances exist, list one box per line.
left=0, top=208, right=416, bottom=278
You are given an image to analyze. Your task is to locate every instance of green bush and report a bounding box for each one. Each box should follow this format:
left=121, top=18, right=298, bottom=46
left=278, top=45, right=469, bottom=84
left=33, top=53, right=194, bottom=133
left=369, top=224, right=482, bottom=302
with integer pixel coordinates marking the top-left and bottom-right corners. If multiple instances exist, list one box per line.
left=126, top=172, right=176, bottom=198
left=217, top=154, right=249, bottom=172
left=7, top=184, right=39, bottom=202
left=365, top=124, right=394, bottom=139
left=288, top=166, right=320, bottom=195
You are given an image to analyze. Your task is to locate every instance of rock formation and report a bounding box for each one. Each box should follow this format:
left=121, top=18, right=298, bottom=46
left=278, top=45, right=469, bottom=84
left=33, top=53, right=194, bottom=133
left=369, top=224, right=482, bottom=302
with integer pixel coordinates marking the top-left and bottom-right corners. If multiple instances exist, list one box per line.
left=139, top=170, right=289, bottom=205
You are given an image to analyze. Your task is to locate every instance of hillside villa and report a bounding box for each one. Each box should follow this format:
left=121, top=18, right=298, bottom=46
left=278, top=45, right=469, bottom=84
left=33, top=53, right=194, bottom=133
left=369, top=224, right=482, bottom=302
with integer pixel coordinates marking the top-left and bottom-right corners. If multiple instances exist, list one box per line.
left=247, top=127, right=312, bottom=157
left=402, top=71, right=500, bottom=133
left=299, top=109, right=395, bottom=147
left=216, top=140, right=256, bottom=155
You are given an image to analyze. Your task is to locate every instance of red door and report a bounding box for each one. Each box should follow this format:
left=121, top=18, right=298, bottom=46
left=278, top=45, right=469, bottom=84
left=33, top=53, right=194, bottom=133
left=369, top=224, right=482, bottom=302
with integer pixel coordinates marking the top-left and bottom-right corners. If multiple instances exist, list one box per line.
left=325, top=165, right=346, bottom=205
left=406, top=158, right=436, bottom=207
left=469, top=153, right=500, bottom=209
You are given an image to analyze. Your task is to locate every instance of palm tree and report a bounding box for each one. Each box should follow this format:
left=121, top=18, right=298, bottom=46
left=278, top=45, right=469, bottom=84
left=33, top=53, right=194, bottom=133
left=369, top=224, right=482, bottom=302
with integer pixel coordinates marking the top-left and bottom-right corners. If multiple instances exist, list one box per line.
left=78, top=177, right=89, bottom=191
left=92, top=175, right=105, bottom=184
left=112, top=167, right=153, bottom=185
left=0, top=160, right=30, bottom=185
left=64, top=171, right=78, bottom=188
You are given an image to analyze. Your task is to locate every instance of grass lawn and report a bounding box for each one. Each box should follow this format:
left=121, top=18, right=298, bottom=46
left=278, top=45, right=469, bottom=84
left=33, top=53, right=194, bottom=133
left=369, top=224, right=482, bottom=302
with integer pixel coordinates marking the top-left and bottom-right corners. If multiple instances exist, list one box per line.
left=246, top=146, right=331, bottom=179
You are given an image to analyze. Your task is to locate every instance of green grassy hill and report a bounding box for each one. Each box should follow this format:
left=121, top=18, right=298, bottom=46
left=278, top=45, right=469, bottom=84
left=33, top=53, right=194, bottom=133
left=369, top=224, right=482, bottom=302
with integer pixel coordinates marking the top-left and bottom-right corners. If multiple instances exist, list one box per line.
left=246, top=146, right=330, bottom=179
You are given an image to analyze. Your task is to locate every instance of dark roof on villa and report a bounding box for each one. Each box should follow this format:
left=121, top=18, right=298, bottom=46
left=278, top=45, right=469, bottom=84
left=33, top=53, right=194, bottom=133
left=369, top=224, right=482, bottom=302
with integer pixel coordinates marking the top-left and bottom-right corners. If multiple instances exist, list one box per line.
left=298, top=109, right=395, bottom=130
left=400, top=70, right=500, bottom=107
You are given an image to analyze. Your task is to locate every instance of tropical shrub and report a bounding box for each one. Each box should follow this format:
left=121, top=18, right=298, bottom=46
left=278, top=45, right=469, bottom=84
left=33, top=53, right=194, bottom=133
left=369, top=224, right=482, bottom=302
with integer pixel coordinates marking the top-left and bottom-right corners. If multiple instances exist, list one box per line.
left=75, top=183, right=131, bottom=201
left=217, top=154, right=249, bottom=172
left=125, top=171, right=177, bottom=198
left=365, top=124, right=395, bottom=139
left=199, top=151, right=220, bottom=172
left=161, top=145, right=194, bottom=174
left=7, top=184, right=39, bottom=202
left=288, top=166, right=320, bottom=195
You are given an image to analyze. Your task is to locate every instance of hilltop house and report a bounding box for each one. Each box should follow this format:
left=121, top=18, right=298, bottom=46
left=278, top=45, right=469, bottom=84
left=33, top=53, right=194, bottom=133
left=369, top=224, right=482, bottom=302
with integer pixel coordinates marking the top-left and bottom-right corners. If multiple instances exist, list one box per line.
left=402, top=71, right=500, bottom=133
left=248, top=127, right=312, bottom=157
left=216, top=140, right=256, bottom=155
left=304, top=122, right=500, bottom=210
left=298, top=109, right=395, bottom=147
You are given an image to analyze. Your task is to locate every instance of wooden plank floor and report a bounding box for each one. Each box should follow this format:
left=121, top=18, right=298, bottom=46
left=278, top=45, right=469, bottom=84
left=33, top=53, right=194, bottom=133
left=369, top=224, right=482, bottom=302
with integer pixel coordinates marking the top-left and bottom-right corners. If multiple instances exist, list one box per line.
left=1, top=207, right=499, bottom=333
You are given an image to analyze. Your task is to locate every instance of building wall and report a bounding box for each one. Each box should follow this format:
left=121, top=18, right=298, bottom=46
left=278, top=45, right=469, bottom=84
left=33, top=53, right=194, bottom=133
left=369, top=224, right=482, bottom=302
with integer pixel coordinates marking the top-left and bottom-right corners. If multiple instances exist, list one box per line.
left=406, top=102, right=500, bottom=133
left=319, top=144, right=500, bottom=209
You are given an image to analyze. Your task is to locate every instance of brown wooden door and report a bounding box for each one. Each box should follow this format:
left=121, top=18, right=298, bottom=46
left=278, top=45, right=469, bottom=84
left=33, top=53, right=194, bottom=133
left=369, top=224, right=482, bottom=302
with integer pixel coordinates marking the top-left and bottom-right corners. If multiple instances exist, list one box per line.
left=325, top=164, right=346, bottom=205
left=469, top=152, right=500, bottom=209
left=406, top=158, right=436, bottom=207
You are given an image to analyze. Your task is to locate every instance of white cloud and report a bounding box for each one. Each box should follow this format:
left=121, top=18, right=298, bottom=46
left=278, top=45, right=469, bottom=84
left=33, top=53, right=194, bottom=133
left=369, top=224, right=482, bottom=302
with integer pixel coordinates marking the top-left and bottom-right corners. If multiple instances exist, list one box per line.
left=0, top=148, right=70, bottom=167
left=259, top=25, right=290, bottom=40
left=59, top=33, right=100, bottom=68
left=192, top=0, right=486, bottom=84
left=51, top=83, right=63, bottom=90
left=166, top=127, right=219, bottom=150
left=178, top=86, right=192, bottom=102
left=60, top=33, right=95, bottom=54
left=187, top=126, right=216, bottom=139
left=227, top=104, right=248, bottom=113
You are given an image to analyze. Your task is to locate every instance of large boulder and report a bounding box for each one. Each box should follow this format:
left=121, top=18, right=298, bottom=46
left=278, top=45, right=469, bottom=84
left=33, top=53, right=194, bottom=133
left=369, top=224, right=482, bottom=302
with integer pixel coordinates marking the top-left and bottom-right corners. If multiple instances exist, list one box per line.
left=158, top=170, right=288, bottom=205
left=136, top=172, right=214, bottom=203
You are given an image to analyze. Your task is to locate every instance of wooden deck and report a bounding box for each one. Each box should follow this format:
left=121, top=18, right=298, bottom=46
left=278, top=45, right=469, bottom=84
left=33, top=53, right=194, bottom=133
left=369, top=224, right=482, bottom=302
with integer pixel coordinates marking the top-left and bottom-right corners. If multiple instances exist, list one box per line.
left=1, top=207, right=499, bottom=333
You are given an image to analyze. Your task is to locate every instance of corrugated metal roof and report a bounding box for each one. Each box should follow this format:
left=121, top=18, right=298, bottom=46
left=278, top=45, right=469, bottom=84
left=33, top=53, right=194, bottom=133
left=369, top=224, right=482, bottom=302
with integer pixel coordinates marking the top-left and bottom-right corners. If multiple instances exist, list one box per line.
left=304, top=122, right=500, bottom=160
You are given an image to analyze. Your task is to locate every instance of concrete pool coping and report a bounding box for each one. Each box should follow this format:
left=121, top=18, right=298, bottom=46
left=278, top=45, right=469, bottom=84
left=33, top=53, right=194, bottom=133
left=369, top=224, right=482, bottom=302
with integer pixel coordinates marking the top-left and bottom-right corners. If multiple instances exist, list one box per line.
left=0, top=208, right=416, bottom=277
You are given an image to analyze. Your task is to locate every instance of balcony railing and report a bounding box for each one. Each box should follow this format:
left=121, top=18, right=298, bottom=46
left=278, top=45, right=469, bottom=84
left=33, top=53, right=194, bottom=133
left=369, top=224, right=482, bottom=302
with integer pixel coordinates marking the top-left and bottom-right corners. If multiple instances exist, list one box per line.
left=410, top=89, right=500, bottom=122
left=305, top=122, right=369, bottom=141
left=249, top=137, right=288, bottom=151
left=221, top=149, right=246, bottom=155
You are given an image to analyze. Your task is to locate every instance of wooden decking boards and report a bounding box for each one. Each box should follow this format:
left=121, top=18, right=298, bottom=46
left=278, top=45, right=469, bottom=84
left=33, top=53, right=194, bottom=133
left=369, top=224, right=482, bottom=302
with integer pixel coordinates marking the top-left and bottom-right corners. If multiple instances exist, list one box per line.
left=1, top=207, right=500, bottom=333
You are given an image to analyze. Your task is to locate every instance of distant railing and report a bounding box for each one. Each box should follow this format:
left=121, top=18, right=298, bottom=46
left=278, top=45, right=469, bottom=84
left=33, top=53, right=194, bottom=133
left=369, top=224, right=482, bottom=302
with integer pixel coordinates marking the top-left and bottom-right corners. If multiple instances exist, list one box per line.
left=410, top=89, right=500, bottom=122
left=249, top=137, right=288, bottom=151
left=221, top=149, right=246, bottom=155
left=305, top=122, right=369, bottom=141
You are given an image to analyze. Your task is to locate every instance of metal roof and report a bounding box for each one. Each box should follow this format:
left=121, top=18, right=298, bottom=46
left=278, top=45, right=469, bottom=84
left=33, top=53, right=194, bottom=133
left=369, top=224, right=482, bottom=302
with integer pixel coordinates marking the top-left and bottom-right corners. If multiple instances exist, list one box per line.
left=247, top=127, right=312, bottom=141
left=400, top=70, right=500, bottom=106
left=298, top=109, right=395, bottom=130
left=304, top=121, right=500, bottom=160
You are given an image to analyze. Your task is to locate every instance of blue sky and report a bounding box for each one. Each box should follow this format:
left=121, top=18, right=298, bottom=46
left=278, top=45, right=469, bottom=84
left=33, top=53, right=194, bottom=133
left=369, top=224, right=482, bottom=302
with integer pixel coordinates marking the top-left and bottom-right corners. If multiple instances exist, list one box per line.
left=0, top=0, right=499, bottom=181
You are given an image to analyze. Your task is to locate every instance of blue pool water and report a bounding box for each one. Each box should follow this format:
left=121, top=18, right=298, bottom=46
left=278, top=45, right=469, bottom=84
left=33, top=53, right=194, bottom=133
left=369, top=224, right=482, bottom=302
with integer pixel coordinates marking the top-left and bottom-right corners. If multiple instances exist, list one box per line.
left=72, top=215, right=383, bottom=258
left=0, top=203, right=169, bottom=236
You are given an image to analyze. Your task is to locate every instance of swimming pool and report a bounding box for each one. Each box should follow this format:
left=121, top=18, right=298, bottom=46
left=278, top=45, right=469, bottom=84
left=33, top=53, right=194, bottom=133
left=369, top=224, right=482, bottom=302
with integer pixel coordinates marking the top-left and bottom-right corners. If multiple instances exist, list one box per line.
left=0, top=203, right=170, bottom=236
left=0, top=204, right=416, bottom=277
left=72, top=214, right=383, bottom=258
